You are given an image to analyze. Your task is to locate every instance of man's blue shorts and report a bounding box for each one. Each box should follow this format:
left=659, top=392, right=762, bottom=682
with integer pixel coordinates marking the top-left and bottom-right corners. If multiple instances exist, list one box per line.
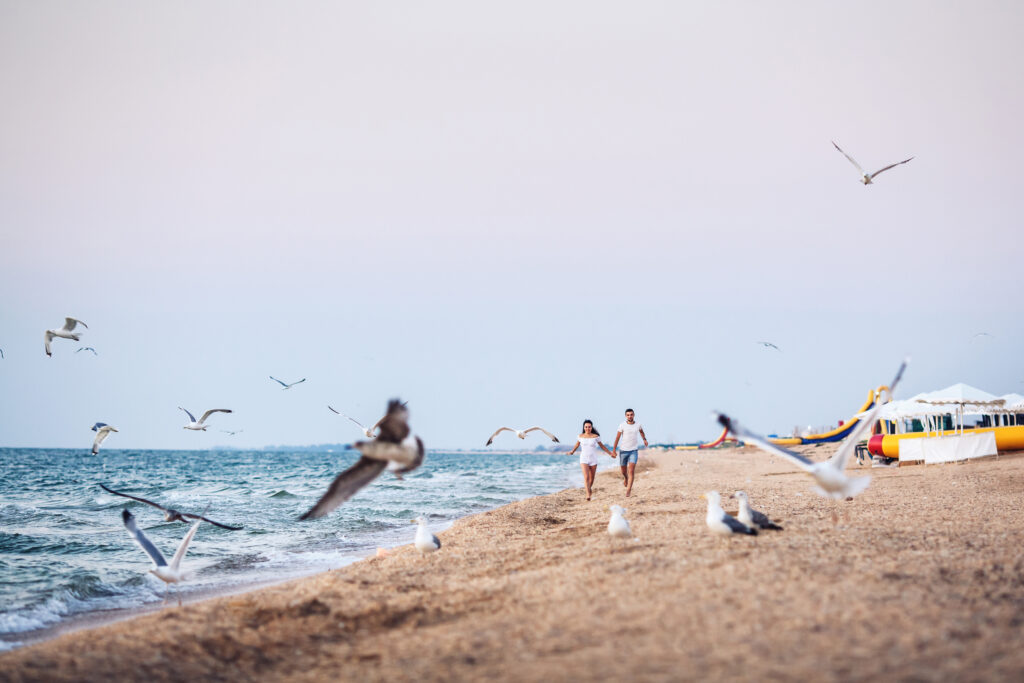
left=618, top=449, right=639, bottom=466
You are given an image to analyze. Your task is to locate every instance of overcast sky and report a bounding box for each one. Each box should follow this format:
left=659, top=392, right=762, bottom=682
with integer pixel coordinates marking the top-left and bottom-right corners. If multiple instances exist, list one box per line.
left=2, top=1, right=1023, bottom=450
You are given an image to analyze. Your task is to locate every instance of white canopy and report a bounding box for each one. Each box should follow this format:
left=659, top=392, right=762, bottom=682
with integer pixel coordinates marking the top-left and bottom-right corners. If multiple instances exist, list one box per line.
left=914, top=383, right=1004, bottom=407
left=999, top=393, right=1024, bottom=411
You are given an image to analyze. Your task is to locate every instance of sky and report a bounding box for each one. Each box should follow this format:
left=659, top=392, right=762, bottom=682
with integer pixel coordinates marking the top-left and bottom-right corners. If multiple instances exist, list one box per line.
left=2, top=1, right=1023, bottom=450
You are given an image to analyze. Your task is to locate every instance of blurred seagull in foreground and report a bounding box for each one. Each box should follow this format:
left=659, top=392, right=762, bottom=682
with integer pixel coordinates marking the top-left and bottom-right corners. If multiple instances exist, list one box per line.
left=485, top=427, right=560, bottom=446
left=412, top=517, right=441, bottom=553
left=301, top=399, right=424, bottom=520
left=702, top=491, right=757, bottom=536
left=45, top=317, right=88, bottom=356
left=270, top=376, right=306, bottom=389
left=327, top=405, right=395, bottom=439
left=100, top=484, right=242, bottom=530
left=91, top=423, right=118, bottom=455
left=607, top=505, right=632, bottom=538
left=120, top=509, right=201, bottom=605
left=179, top=407, right=232, bottom=431
left=832, top=141, right=913, bottom=185
left=717, top=358, right=908, bottom=500
left=76, top=347, right=98, bottom=355
left=732, top=491, right=783, bottom=531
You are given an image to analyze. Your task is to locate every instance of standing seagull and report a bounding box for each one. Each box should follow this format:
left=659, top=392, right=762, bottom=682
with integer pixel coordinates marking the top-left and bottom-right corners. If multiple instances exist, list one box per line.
left=120, top=509, right=201, bottom=605
left=412, top=517, right=441, bottom=554
left=732, top=491, right=783, bottom=531
left=702, top=491, right=757, bottom=536
left=100, top=484, right=243, bottom=530
left=300, top=399, right=424, bottom=520
left=270, top=376, right=306, bottom=390
left=485, top=427, right=560, bottom=446
left=91, top=422, right=118, bottom=455
left=45, top=317, right=88, bottom=356
left=607, top=505, right=632, bottom=538
left=832, top=141, right=913, bottom=185
left=327, top=405, right=393, bottom=439
left=717, top=358, right=908, bottom=500
left=179, top=407, right=232, bottom=431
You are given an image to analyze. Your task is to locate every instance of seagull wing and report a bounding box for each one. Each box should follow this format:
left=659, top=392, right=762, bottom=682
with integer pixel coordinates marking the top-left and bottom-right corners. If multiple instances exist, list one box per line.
left=168, top=518, right=202, bottom=571
left=723, top=513, right=756, bottom=535
left=44, top=331, right=54, bottom=356
left=830, top=359, right=908, bottom=470
left=486, top=427, right=515, bottom=446
left=198, top=408, right=232, bottom=425
left=375, top=400, right=410, bottom=444
left=180, top=512, right=243, bottom=531
left=62, top=318, right=87, bottom=333
left=832, top=141, right=865, bottom=174
left=290, top=378, right=306, bottom=387
left=523, top=427, right=560, bottom=443
left=270, top=376, right=288, bottom=387
left=179, top=407, right=197, bottom=423
left=101, top=484, right=170, bottom=513
left=92, top=428, right=113, bottom=455
left=121, top=509, right=167, bottom=567
left=868, top=156, right=914, bottom=179
left=299, top=457, right=388, bottom=520
left=715, top=413, right=815, bottom=472
left=329, top=406, right=370, bottom=431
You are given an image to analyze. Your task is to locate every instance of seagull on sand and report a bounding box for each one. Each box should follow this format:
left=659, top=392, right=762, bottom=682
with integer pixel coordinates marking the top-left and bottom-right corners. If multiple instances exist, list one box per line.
left=717, top=358, right=908, bottom=500
left=832, top=141, right=913, bottom=185
left=76, top=347, right=98, bottom=355
left=100, top=484, right=243, bottom=530
left=327, top=405, right=394, bottom=439
left=45, top=317, right=88, bottom=356
left=702, top=491, right=757, bottom=536
left=412, top=517, right=441, bottom=554
left=91, top=423, right=118, bottom=455
left=732, top=491, right=783, bottom=531
left=757, top=341, right=781, bottom=351
left=120, top=509, right=202, bottom=605
left=485, top=427, right=560, bottom=446
left=300, top=399, right=424, bottom=520
left=607, top=505, right=632, bottom=538
left=179, top=407, right=232, bottom=431
left=270, top=376, right=306, bottom=390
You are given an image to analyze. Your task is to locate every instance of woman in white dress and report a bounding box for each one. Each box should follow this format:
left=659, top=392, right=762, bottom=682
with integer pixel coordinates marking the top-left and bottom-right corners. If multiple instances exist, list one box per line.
left=566, top=419, right=615, bottom=501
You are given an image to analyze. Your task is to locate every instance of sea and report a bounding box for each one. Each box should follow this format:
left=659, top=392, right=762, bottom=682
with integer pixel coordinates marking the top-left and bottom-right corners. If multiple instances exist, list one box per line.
left=0, top=447, right=603, bottom=650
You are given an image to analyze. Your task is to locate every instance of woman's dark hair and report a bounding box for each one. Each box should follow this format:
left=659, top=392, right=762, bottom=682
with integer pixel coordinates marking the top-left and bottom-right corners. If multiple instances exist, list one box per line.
left=581, top=419, right=600, bottom=436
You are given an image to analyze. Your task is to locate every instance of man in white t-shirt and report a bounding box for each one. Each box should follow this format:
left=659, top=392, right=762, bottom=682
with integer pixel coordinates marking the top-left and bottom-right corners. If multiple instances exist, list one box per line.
left=612, top=408, right=648, bottom=497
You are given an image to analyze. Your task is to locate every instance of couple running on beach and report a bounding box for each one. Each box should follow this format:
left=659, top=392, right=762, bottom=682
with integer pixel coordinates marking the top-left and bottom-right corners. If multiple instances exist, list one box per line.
left=567, top=409, right=649, bottom=501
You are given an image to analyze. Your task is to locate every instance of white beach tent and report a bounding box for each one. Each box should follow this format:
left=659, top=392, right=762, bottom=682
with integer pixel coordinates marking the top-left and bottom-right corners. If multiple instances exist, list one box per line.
left=914, top=383, right=1004, bottom=434
left=996, top=393, right=1024, bottom=425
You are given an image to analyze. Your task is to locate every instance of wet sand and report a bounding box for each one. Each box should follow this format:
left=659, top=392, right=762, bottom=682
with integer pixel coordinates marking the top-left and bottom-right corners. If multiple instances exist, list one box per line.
left=3, top=446, right=1024, bottom=682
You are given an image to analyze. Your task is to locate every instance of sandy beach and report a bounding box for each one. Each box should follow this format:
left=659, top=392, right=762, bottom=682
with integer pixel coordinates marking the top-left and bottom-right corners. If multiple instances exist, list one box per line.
left=3, top=446, right=1024, bottom=682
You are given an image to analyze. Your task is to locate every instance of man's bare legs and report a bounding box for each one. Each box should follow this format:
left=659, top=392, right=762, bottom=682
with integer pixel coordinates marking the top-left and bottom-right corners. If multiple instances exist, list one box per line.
left=624, top=462, right=636, bottom=497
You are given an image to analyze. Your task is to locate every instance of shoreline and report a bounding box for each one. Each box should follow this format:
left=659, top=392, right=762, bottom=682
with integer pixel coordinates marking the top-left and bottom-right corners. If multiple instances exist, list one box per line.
left=4, top=447, right=1024, bottom=681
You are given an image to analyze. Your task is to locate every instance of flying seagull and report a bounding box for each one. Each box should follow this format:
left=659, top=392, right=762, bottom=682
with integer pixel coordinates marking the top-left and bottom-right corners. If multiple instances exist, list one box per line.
left=757, top=341, right=781, bottom=351
left=221, top=429, right=243, bottom=436
left=1, top=348, right=5, bottom=359
left=485, top=427, right=560, bottom=446
left=100, top=484, right=243, bottom=530
left=412, top=517, right=441, bottom=554
left=328, top=405, right=391, bottom=439
left=301, top=399, right=424, bottom=520
left=270, top=376, right=306, bottom=390
left=120, top=509, right=202, bottom=605
left=45, top=317, right=88, bottom=356
left=607, top=504, right=632, bottom=538
left=732, top=491, right=783, bottom=531
left=179, top=407, right=232, bottom=431
left=702, top=491, right=757, bottom=536
left=91, top=423, right=118, bottom=455
left=717, top=358, right=908, bottom=500
left=832, top=141, right=913, bottom=185
left=76, top=347, right=98, bottom=356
